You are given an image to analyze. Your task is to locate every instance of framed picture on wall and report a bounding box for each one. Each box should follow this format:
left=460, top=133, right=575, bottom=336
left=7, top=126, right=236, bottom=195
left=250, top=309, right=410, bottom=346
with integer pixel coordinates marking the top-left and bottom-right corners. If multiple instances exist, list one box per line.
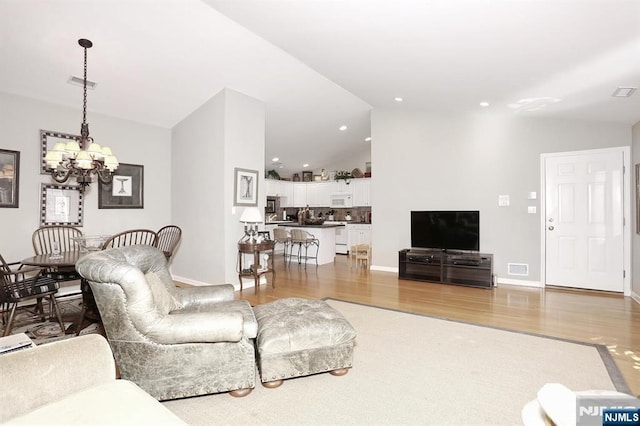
left=40, top=130, right=79, bottom=174
left=234, top=167, right=258, bottom=206
left=40, top=183, right=83, bottom=226
left=0, top=149, right=20, bottom=208
left=98, top=163, right=144, bottom=209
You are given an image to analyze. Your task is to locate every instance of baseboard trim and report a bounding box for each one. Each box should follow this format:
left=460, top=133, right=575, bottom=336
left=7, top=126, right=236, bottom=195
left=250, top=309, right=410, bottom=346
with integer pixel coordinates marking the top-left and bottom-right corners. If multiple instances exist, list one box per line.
left=172, top=274, right=259, bottom=291
left=631, top=291, right=640, bottom=305
left=497, top=277, right=542, bottom=288
left=371, top=265, right=398, bottom=273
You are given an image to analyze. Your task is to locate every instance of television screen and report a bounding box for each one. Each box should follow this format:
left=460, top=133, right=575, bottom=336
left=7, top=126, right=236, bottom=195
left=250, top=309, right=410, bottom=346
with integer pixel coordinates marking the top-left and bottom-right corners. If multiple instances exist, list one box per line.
left=411, top=211, right=480, bottom=251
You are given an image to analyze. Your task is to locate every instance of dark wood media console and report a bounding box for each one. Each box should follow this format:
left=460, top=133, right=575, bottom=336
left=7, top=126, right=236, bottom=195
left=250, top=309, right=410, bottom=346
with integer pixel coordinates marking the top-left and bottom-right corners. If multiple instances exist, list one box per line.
left=398, top=249, right=494, bottom=289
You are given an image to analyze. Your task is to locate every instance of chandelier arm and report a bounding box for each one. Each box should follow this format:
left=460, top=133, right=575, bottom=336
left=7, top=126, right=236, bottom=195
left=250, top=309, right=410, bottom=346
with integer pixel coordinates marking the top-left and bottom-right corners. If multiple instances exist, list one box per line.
left=97, top=168, right=114, bottom=185
left=50, top=169, right=72, bottom=184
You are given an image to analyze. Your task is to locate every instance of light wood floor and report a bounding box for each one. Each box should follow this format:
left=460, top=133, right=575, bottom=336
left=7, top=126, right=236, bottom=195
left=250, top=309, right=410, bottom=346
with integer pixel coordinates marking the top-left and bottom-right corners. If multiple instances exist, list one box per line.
left=235, top=254, right=640, bottom=395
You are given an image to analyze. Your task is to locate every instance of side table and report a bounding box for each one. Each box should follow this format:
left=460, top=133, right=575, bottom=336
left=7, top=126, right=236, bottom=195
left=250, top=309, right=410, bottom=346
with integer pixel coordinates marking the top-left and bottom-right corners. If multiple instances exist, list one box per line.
left=238, top=240, right=276, bottom=294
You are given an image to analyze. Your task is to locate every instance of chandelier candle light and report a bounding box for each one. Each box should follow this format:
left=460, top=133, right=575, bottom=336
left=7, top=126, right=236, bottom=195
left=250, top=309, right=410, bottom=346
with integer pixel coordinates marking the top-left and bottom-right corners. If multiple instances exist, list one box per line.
left=44, top=39, right=118, bottom=189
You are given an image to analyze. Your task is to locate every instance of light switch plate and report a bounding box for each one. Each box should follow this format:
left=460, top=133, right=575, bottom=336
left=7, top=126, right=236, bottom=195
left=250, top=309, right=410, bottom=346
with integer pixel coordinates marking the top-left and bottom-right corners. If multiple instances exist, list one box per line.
left=528, top=206, right=537, bottom=214
left=528, top=192, right=537, bottom=200
left=498, top=195, right=510, bottom=207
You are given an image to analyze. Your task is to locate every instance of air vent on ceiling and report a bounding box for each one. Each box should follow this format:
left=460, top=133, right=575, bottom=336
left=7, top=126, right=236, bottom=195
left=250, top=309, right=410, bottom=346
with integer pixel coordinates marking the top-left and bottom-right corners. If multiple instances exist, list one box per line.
left=508, top=263, right=529, bottom=276
left=67, top=76, right=97, bottom=89
left=611, top=87, right=636, bottom=98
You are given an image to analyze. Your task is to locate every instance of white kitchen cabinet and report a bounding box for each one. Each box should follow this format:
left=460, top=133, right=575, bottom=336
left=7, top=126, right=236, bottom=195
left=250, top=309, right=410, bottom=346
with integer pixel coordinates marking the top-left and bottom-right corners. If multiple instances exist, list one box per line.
left=306, top=183, right=320, bottom=207
left=265, top=180, right=293, bottom=207
left=279, top=181, right=293, bottom=207
left=265, top=179, right=278, bottom=196
left=333, top=180, right=352, bottom=194
left=317, top=182, right=332, bottom=207
left=292, top=183, right=307, bottom=207
left=347, top=224, right=372, bottom=250
left=351, top=178, right=371, bottom=206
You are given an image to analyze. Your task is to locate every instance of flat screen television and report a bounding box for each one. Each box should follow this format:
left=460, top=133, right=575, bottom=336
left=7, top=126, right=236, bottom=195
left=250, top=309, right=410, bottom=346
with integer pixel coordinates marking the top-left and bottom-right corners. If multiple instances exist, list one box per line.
left=411, top=210, right=480, bottom=251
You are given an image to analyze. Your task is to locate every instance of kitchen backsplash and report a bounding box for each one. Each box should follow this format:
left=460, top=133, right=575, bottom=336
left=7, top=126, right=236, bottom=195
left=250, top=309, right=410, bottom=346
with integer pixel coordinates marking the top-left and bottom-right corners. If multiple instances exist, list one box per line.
left=281, top=206, right=372, bottom=223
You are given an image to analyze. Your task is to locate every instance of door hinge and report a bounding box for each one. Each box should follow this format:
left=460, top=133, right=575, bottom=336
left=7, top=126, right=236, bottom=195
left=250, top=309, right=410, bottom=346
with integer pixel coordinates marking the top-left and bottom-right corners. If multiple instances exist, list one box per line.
left=623, top=270, right=626, bottom=278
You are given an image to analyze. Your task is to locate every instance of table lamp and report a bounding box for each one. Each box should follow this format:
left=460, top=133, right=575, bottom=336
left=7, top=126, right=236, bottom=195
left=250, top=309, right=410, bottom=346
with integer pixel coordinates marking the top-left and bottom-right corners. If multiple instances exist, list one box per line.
left=239, top=207, right=263, bottom=243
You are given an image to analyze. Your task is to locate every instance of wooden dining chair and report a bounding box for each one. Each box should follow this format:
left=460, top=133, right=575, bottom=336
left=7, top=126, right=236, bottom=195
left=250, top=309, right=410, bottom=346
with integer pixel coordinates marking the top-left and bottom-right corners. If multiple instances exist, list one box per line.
left=102, top=229, right=158, bottom=250
left=32, top=225, right=83, bottom=283
left=155, top=225, right=182, bottom=261
left=0, top=254, right=65, bottom=337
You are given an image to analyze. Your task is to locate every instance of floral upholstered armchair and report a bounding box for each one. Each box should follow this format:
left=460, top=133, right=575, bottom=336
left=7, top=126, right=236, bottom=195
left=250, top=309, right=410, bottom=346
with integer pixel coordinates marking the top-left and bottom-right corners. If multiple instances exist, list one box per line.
left=75, top=245, right=257, bottom=400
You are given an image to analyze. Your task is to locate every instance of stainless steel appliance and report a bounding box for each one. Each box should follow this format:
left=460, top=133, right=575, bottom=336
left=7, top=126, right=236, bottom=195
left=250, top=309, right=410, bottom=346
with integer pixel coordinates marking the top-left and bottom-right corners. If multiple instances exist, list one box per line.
left=325, top=221, right=348, bottom=254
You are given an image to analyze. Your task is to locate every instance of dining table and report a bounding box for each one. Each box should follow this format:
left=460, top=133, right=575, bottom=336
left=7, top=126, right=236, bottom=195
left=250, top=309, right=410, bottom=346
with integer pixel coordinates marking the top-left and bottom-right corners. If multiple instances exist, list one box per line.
left=21, top=251, right=101, bottom=335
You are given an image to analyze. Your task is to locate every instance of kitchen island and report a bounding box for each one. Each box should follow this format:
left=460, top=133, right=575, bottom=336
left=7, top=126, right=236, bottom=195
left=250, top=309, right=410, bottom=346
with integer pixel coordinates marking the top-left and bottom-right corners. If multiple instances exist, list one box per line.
left=278, top=223, right=344, bottom=265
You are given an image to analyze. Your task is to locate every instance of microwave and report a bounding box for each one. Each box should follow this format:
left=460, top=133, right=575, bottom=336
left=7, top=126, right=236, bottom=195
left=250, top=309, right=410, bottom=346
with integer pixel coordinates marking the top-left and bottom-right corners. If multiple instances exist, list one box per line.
left=330, top=193, right=353, bottom=208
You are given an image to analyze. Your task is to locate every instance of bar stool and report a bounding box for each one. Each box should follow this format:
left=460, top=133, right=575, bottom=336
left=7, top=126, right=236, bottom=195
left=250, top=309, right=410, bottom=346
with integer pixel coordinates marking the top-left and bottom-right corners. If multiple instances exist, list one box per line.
left=273, top=228, right=291, bottom=264
left=289, top=229, right=319, bottom=268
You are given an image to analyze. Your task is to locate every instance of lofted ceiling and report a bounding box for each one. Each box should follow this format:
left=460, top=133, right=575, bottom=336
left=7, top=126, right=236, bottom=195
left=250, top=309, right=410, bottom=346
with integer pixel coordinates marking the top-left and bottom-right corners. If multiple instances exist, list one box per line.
left=1, top=0, right=639, bottom=178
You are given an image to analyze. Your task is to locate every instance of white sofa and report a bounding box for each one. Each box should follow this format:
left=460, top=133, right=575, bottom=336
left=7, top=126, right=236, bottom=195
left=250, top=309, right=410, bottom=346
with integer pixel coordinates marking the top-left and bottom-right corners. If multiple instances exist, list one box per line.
left=0, top=334, right=186, bottom=425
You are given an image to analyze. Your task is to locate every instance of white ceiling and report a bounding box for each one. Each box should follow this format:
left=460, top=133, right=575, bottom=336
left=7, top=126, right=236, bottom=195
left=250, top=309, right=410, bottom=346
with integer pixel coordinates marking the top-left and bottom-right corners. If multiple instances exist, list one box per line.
left=1, top=0, right=639, bottom=177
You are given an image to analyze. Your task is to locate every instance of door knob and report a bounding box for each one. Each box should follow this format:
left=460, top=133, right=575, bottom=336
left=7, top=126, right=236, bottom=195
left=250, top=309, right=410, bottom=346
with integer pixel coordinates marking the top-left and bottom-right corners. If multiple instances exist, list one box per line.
left=548, top=226, right=555, bottom=231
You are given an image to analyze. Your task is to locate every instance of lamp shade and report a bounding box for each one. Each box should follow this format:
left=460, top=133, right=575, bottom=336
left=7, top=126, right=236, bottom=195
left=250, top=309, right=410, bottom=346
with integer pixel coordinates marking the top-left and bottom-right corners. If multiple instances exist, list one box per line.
left=239, top=207, right=263, bottom=223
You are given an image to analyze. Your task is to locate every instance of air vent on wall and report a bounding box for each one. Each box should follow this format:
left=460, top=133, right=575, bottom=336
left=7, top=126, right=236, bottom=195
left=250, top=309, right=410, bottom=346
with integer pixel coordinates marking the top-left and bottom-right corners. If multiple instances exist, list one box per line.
left=508, top=263, right=529, bottom=276
left=68, top=76, right=97, bottom=89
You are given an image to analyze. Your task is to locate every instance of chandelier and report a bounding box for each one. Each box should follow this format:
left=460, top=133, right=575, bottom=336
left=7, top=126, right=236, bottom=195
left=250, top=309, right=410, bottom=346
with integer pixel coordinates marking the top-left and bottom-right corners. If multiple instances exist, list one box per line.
left=44, top=38, right=118, bottom=189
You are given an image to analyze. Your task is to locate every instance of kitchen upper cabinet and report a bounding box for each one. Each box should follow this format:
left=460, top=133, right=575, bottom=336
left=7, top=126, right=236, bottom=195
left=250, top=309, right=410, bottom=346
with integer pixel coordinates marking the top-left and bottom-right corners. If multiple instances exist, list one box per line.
left=265, top=179, right=279, bottom=197
left=286, top=180, right=359, bottom=207
left=352, top=178, right=371, bottom=206
left=333, top=180, right=352, bottom=194
left=306, top=183, right=319, bottom=207
left=265, top=180, right=293, bottom=207
left=316, top=182, right=332, bottom=207
left=292, top=183, right=307, bottom=207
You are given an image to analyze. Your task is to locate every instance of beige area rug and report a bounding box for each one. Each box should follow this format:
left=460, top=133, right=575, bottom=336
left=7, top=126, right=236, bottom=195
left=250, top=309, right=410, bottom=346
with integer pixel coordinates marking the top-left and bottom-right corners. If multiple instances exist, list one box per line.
left=163, top=299, right=625, bottom=425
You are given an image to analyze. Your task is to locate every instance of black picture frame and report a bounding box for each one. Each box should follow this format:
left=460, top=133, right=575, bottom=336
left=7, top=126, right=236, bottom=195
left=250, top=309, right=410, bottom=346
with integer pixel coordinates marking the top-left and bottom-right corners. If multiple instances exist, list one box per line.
left=0, top=149, right=20, bottom=208
left=266, top=198, right=276, bottom=213
left=302, top=171, right=313, bottom=182
left=98, top=163, right=144, bottom=209
left=40, top=130, right=79, bottom=174
left=40, top=183, right=83, bottom=226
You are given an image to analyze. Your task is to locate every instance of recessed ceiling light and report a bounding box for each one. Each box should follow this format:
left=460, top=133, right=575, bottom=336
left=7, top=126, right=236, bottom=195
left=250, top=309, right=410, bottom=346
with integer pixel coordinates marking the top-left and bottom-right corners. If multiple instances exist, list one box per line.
left=339, top=125, right=348, bottom=131
left=365, top=137, right=371, bottom=142
left=394, top=97, right=403, bottom=102
left=479, top=101, right=490, bottom=107
left=303, top=163, right=309, bottom=168
left=612, top=87, right=636, bottom=97
left=271, top=157, right=279, bottom=162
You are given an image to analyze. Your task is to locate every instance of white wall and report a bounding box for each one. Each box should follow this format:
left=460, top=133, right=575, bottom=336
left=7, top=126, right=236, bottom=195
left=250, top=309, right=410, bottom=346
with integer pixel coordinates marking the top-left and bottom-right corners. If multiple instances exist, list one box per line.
left=371, top=109, right=631, bottom=284
left=632, top=120, right=640, bottom=301
left=171, top=88, right=265, bottom=287
left=0, top=92, right=171, bottom=261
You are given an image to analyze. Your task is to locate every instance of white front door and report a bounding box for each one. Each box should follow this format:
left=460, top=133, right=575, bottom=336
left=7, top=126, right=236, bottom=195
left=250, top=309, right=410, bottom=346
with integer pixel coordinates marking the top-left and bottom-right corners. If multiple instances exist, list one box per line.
left=543, top=149, right=624, bottom=292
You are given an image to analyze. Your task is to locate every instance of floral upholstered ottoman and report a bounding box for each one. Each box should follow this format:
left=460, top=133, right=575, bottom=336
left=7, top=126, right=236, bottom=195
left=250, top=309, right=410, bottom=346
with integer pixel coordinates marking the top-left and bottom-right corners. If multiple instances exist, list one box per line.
left=253, top=298, right=357, bottom=388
